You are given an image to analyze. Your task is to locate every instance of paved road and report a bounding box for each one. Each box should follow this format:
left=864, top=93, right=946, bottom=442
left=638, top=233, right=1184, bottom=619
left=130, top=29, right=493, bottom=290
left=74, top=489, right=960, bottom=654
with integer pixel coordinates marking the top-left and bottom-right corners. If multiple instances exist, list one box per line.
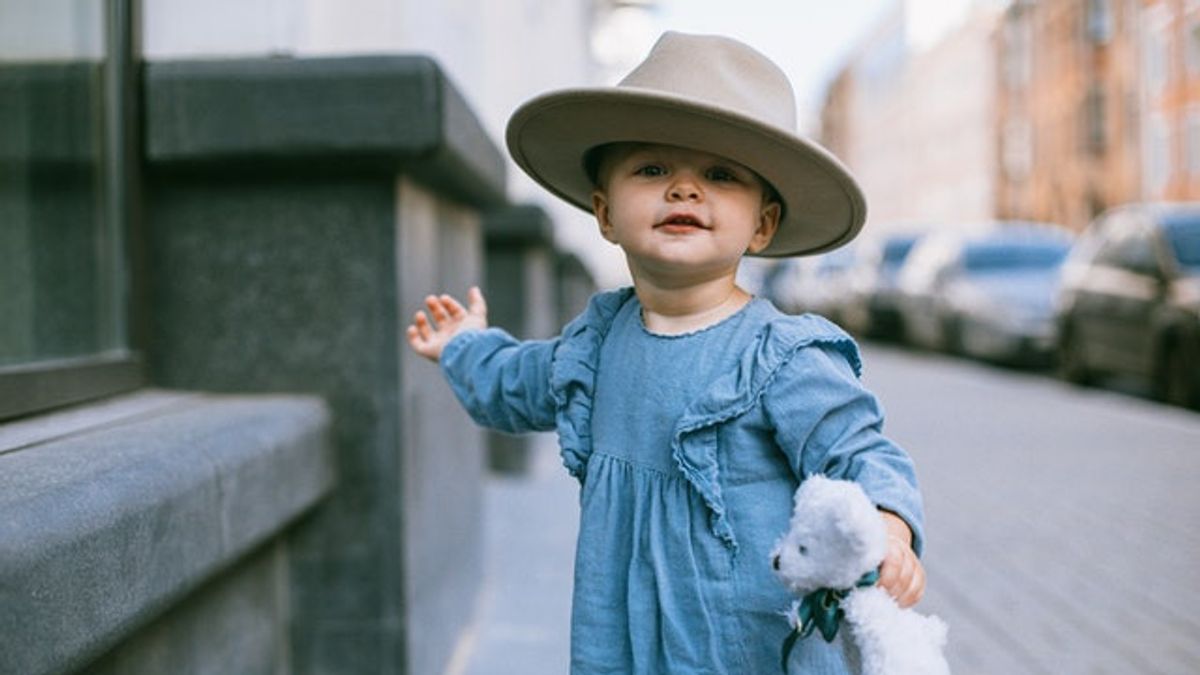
left=456, top=343, right=1200, bottom=674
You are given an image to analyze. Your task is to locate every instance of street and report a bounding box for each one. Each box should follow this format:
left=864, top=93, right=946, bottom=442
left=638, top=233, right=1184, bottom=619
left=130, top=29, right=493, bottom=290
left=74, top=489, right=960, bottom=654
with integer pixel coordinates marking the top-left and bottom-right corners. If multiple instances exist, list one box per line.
left=456, top=343, right=1200, bottom=675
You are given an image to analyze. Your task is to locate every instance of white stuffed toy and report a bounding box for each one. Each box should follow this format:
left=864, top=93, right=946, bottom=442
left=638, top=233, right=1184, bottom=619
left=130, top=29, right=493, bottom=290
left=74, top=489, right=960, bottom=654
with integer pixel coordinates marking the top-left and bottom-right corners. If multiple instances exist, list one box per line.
left=770, top=475, right=950, bottom=675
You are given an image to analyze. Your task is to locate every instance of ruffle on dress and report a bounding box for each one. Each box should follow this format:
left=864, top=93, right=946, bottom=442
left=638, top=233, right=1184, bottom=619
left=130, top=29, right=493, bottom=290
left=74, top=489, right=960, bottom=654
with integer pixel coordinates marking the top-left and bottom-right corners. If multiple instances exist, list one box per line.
left=549, top=288, right=634, bottom=480
left=549, top=288, right=862, bottom=551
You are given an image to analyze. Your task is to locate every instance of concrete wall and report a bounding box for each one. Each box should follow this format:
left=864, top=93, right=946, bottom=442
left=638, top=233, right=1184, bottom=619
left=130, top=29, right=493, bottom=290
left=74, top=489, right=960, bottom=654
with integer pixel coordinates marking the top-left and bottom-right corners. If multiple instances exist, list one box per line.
left=483, top=205, right=557, bottom=473
left=1, top=52, right=507, bottom=675
left=140, top=55, right=503, bottom=674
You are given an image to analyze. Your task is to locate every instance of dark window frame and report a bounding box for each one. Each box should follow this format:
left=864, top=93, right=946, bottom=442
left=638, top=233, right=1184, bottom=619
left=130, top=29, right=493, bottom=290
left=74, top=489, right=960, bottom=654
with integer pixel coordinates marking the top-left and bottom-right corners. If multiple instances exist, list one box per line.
left=0, top=0, right=143, bottom=421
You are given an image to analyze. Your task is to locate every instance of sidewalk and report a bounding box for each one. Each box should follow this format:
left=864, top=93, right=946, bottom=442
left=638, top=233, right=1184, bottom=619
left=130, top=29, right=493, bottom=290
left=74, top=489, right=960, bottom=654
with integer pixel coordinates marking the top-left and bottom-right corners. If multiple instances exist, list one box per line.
left=457, top=434, right=577, bottom=675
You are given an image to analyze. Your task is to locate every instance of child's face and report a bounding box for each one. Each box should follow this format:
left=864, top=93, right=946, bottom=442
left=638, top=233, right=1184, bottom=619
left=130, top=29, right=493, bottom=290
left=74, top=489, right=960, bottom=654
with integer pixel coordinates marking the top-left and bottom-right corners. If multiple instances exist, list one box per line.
left=591, top=143, right=780, bottom=283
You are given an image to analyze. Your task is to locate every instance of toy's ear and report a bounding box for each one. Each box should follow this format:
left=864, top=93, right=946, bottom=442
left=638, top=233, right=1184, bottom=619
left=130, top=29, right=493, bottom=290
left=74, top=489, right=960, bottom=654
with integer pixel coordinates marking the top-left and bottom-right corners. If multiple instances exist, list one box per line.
left=834, top=485, right=888, bottom=566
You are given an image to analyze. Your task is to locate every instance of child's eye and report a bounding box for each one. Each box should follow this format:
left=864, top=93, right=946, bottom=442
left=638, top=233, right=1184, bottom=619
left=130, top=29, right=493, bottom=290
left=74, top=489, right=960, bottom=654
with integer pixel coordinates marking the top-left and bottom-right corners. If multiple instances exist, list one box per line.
left=706, top=166, right=739, bottom=182
left=634, top=164, right=667, bottom=177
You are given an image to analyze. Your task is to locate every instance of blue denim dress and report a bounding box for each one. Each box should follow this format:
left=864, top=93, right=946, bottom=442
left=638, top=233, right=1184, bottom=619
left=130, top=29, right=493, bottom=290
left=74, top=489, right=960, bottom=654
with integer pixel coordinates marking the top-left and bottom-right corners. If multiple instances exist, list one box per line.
left=441, top=288, right=924, bottom=674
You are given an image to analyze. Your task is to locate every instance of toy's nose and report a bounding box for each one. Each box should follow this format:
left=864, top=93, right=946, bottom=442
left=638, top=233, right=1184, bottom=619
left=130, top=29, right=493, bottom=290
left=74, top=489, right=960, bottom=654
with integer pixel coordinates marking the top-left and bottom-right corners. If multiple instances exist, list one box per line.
left=772, top=554, right=780, bottom=571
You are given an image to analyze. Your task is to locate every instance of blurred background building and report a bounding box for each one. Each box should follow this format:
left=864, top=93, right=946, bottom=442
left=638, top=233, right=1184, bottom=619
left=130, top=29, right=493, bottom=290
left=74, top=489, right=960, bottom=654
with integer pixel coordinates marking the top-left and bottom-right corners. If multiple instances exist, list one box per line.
left=994, top=0, right=1141, bottom=229
left=825, top=2, right=1003, bottom=233
left=819, top=0, right=1200, bottom=234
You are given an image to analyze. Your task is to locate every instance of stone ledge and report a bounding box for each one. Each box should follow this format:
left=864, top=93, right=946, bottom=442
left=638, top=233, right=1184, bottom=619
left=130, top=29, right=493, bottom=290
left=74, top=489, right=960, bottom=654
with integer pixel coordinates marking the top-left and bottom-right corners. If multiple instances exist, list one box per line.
left=0, top=392, right=335, bottom=675
left=486, top=204, right=556, bottom=247
left=145, top=55, right=507, bottom=208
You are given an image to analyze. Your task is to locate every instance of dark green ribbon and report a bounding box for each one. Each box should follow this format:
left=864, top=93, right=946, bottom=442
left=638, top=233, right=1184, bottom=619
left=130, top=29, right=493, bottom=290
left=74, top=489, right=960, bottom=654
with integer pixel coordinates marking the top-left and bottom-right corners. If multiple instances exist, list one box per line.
left=780, top=569, right=880, bottom=673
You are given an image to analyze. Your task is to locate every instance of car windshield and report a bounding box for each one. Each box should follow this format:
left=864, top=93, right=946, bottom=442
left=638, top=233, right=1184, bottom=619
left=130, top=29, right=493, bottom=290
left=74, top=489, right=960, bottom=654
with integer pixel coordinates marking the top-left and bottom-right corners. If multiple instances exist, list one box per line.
left=1162, top=213, right=1200, bottom=268
left=962, top=241, right=1068, bottom=272
left=882, top=238, right=917, bottom=265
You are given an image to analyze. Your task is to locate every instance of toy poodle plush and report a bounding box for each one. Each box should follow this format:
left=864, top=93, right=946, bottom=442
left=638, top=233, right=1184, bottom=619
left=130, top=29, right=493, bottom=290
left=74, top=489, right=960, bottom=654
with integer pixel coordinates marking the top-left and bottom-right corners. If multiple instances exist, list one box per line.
left=770, top=475, right=950, bottom=675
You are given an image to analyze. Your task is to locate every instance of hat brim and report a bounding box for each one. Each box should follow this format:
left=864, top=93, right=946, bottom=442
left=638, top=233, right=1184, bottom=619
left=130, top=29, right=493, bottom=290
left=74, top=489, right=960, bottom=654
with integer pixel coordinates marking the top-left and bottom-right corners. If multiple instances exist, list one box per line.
left=506, top=88, right=867, bottom=257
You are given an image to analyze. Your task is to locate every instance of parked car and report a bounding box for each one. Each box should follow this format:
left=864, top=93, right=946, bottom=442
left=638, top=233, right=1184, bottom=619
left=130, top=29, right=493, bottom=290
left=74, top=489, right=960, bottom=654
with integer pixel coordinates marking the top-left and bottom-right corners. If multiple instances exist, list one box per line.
left=948, top=232, right=1071, bottom=365
left=763, top=245, right=857, bottom=323
left=896, top=222, right=1071, bottom=362
left=762, top=257, right=815, bottom=315
left=1055, top=203, right=1200, bottom=408
left=840, top=232, right=921, bottom=339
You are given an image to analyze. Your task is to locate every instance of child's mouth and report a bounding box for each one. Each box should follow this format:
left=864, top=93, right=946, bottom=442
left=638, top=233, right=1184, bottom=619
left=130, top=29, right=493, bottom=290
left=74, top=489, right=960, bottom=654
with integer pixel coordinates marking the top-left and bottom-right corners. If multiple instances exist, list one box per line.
left=655, top=214, right=709, bottom=232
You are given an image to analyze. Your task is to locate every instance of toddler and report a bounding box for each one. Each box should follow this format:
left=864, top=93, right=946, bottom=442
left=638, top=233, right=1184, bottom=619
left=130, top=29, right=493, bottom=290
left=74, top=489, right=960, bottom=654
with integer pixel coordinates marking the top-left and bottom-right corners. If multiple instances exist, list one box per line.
left=408, top=32, right=925, bottom=674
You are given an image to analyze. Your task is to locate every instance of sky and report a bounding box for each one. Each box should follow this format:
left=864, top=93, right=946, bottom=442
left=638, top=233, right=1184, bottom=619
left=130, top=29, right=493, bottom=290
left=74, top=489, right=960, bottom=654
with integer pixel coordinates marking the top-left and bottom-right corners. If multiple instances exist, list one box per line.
left=647, top=0, right=978, bottom=125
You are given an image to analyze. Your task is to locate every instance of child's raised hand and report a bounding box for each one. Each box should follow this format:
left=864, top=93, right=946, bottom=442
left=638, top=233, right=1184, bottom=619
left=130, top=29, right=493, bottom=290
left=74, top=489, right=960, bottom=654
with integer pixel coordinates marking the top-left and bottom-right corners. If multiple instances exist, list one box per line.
left=877, top=510, right=925, bottom=608
left=407, top=286, right=488, bottom=362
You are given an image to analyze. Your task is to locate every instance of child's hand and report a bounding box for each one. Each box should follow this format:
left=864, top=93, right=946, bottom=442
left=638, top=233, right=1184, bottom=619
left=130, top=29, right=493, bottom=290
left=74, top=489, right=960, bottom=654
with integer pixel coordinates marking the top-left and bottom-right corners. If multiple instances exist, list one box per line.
left=406, top=286, right=488, bottom=362
left=877, top=510, right=925, bottom=608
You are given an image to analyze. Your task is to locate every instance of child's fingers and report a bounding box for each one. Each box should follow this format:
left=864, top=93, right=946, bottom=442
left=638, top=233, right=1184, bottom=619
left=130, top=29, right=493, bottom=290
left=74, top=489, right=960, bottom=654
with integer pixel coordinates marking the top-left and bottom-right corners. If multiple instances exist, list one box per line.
left=440, top=294, right=467, bottom=320
left=878, top=544, right=923, bottom=608
left=405, top=324, right=422, bottom=348
left=467, top=286, right=487, bottom=317
left=424, top=295, right=449, bottom=325
left=412, top=311, right=433, bottom=341
left=897, top=559, right=925, bottom=608
left=405, top=323, right=441, bottom=362
left=890, top=553, right=925, bottom=608
left=878, top=541, right=913, bottom=595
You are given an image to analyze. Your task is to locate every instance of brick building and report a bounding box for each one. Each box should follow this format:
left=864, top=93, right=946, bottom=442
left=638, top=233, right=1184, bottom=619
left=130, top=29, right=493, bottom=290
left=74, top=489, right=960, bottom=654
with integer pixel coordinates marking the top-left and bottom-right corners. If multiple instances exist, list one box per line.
left=995, top=0, right=1142, bottom=231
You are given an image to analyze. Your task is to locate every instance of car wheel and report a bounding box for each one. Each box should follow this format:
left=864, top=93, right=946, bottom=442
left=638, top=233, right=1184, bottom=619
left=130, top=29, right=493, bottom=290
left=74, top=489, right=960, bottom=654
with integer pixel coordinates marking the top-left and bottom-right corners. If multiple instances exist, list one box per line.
left=1058, top=325, right=1092, bottom=385
left=1158, top=338, right=1200, bottom=409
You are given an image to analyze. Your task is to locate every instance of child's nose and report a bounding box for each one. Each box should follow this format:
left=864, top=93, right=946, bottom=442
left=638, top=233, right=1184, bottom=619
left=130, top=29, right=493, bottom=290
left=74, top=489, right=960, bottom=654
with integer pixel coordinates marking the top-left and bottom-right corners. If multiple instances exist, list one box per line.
left=667, top=174, right=702, bottom=202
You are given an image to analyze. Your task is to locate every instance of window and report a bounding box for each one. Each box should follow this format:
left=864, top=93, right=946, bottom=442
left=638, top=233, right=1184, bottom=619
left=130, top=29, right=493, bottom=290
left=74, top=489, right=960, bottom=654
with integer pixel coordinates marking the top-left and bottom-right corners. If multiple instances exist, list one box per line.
left=1144, top=114, right=1171, bottom=197
left=1143, top=7, right=1170, bottom=95
left=1186, top=107, right=1200, bottom=177
left=0, top=0, right=141, bottom=420
left=1116, top=231, right=1162, bottom=276
left=1085, top=0, right=1113, bottom=44
left=1002, top=10, right=1033, bottom=90
left=1082, top=85, right=1106, bottom=156
left=1188, top=20, right=1200, bottom=74
left=1096, top=224, right=1161, bottom=276
left=1002, top=117, right=1032, bottom=179
left=1162, top=212, right=1200, bottom=268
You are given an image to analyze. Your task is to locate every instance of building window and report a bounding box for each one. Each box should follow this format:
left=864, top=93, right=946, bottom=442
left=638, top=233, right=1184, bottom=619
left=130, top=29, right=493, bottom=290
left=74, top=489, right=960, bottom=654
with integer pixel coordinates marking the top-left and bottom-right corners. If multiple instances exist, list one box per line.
left=1186, top=20, right=1200, bottom=76
left=0, top=0, right=141, bottom=420
left=1002, top=9, right=1033, bottom=91
left=1002, top=117, right=1033, bottom=180
left=1145, top=114, right=1172, bottom=197
left=1085, top=0, right=1113, bottom=44
left=1188, top=106, right=1200, bottom=176
left=1143, top=7, right=1170, bottom=95
left=1083, top=85, right=1107, bottom=156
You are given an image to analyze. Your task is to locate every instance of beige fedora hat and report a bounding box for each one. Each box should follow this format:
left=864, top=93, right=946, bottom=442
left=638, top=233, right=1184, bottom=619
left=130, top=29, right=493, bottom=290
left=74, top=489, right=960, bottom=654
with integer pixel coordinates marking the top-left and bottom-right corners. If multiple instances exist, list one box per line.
left=506, top=31, right=867, bottom=257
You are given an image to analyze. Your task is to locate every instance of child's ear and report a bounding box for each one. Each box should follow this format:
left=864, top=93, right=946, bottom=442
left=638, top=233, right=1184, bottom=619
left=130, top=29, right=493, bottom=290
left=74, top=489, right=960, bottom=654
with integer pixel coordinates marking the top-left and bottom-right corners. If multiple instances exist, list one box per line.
left=592, top=190, right=618, bottom=244
left=747, top=201, right=781, bottom=254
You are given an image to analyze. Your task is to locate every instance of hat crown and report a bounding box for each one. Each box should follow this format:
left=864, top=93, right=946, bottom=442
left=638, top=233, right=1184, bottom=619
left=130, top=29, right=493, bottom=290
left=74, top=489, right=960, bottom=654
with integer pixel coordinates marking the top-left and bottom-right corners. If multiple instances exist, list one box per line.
left=618, top=31, right=797, bottom=133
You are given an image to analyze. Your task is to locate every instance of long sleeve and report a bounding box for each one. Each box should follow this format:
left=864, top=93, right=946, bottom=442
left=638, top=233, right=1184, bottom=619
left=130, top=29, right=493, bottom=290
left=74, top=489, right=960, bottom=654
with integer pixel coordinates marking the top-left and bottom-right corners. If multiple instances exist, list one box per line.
left=764, top=343, right=926, bottom=554
left=439, top=327, right=558, bottom=434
